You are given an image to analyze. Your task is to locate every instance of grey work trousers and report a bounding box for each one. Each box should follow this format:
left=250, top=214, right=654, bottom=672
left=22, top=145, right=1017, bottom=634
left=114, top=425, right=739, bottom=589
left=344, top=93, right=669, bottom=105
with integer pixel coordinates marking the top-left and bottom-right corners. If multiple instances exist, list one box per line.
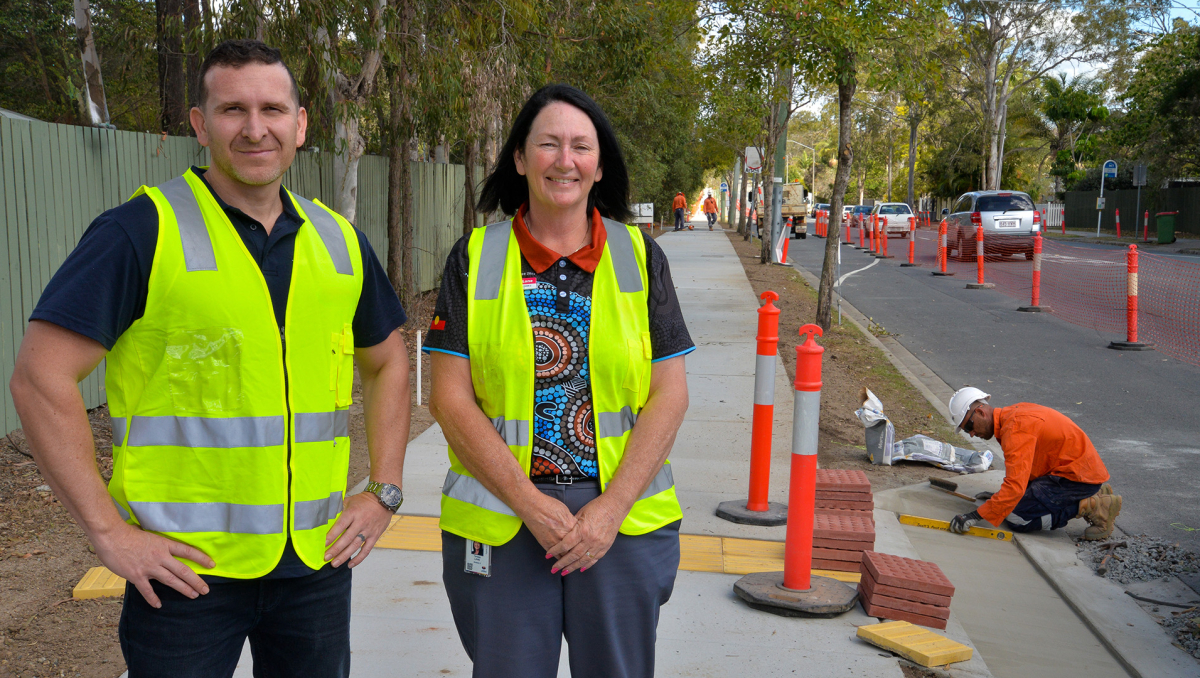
left=441, top=479, right=681, bottom=678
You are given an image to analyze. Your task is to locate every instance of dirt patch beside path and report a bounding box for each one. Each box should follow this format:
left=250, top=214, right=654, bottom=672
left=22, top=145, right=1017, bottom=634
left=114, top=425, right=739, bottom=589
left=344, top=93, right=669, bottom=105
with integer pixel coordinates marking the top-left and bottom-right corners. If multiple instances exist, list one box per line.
left=724, top=230, right=962, bottom=491
left=1, top=291, right=441, bottom=678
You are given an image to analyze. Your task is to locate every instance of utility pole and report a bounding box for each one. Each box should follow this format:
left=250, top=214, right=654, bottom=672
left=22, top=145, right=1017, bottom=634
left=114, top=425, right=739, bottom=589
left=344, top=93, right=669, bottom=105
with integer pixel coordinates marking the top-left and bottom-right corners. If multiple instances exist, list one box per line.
left=74, top=0, right=110, bottom=126
left=770, top=78, right=789, bottom=263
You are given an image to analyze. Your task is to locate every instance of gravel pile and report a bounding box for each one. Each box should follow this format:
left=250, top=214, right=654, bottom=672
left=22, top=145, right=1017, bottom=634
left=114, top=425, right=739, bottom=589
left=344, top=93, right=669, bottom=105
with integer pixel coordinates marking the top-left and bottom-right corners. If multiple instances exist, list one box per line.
left=1158, top=607, right=1200, bottom=660
left=1077, top=535, right=1200, bottom=584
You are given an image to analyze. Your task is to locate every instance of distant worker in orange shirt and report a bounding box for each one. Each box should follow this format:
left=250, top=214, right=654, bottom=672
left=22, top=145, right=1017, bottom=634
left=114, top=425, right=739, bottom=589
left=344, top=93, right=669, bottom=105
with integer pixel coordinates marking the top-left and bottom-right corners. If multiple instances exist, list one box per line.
left=702, top=193, right=719, bottom=231
left=672, top=192, right=688, bottom=231
left=946, top=387, right=1121, bottom=541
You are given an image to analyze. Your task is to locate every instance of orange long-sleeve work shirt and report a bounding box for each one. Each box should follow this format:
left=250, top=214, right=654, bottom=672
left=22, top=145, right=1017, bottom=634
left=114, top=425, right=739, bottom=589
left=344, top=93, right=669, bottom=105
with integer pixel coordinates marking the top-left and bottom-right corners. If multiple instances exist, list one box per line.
left=703, top=197, right=718, bottom=213
left=977, top=403, right=1110, bottom=526
left=672, top=194, right=687, bottom=210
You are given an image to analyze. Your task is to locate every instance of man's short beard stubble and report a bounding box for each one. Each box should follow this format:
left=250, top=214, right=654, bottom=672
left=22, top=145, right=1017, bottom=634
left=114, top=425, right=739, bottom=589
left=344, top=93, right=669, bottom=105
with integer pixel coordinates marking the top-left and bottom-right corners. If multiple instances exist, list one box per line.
left=212, top=144, right=294, bottom=188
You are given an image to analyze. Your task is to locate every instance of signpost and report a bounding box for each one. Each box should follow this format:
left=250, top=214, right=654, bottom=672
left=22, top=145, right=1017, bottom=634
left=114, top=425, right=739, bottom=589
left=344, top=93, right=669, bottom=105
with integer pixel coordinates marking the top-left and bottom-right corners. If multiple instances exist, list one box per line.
left=1132, top=164, right=1147, bottom=239
left=1099, top=160, right=1117, bottom=236
left=631, top=202, right=654, bottom=225
left=745, top=146, right=763, bottom=173
left=720, top=181, right=729, bottom=192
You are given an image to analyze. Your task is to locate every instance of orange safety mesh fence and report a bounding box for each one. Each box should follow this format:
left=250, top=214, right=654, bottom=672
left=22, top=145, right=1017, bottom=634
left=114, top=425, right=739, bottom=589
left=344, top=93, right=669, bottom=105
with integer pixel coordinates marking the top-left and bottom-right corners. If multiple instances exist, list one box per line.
left=900, top=222, right=1200, bottom=365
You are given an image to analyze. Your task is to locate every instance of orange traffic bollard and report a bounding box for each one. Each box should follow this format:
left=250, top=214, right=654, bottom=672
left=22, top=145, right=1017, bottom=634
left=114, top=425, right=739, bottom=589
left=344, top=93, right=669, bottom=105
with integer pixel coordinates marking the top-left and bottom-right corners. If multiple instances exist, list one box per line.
left=966, top=225, right=995, bottom=289
left=932, top=219, right=953, bottom=276
left=716, top=291, right=788, bottom=525
left=1108, top=245, right=1155, bottom=351
left=878, top=220, right=893, bottom=259
left=901, top=216, right=918, bottom=267
left=1116, top=208, right=1121, bottom=238
left=1018, top=234, right=1050, bottom=312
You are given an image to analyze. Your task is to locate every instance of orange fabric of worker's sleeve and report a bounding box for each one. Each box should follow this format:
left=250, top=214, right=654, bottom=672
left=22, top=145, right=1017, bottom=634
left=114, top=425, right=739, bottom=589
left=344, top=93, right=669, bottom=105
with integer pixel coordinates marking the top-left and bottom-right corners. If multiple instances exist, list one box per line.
left=977, top=403, right=1110, bottom=526
left=673, top=195, right=686, bottom=209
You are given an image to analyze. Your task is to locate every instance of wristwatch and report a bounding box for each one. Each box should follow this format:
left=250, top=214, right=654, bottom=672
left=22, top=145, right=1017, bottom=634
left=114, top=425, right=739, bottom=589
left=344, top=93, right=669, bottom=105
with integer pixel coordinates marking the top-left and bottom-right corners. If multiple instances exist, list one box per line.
left=365, top=481, right=403, bottom=513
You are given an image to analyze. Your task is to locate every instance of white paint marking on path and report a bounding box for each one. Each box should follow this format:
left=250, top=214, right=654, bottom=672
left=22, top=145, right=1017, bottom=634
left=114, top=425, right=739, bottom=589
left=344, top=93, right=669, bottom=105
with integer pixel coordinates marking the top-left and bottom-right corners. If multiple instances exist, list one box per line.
left=836, top=257, right=879, bottom=287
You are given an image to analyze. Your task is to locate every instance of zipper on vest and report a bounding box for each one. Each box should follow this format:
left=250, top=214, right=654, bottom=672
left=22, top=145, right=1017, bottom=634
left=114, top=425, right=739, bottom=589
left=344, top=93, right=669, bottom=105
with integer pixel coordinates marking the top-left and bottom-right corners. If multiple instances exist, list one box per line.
left=280, top=325, right=294, bottom=537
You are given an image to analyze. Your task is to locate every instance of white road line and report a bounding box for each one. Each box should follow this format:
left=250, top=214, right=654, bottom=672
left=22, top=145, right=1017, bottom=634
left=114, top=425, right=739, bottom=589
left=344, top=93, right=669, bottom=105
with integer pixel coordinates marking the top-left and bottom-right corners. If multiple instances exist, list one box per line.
left=837, top=258, right=879, bottom=286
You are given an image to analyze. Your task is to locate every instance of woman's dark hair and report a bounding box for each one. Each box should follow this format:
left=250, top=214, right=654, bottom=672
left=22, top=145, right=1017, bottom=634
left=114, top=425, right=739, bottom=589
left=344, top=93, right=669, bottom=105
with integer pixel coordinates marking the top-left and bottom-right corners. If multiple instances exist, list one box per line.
left=477, top=84, right=631, bottom=222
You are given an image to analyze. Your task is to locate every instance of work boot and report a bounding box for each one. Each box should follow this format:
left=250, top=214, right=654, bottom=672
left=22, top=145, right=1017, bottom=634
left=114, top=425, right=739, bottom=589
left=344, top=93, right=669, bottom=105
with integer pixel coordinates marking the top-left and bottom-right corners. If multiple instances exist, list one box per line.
left=1077, top=493, right=1122, bottom=541
left=1099, top=483, right=1113, bottom=495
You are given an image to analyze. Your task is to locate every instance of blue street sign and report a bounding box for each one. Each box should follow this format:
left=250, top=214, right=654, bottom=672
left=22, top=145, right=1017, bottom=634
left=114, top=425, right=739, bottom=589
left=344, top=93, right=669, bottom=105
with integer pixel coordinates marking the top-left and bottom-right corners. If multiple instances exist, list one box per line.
left=720, top=182, right=729, bottom=191
left=1102, top=160, right=1118, bottom=179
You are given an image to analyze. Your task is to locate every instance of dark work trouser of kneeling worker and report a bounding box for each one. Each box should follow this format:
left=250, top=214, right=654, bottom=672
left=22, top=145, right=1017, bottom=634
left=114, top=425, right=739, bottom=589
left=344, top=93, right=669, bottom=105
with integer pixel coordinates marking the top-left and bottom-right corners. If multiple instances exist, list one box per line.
left=1005, top=475, right=1102, bottom=532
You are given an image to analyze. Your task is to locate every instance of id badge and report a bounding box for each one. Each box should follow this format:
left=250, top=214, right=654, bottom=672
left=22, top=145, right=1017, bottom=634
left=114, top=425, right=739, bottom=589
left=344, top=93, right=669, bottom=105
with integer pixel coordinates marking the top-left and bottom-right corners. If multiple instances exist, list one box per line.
left=465, top=540, right=492, bottom=577
left=522, top=275, right=538, bottom=291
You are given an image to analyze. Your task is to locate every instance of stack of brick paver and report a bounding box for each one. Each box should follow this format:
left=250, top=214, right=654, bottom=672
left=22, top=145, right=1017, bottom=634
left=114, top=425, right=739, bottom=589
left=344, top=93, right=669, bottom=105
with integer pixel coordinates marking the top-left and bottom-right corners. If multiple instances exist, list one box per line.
left=811, top=512, right=875, bottom=574
left=859, top=551, right=955, bottom=630
left=815, top=468, right=873, bottom=521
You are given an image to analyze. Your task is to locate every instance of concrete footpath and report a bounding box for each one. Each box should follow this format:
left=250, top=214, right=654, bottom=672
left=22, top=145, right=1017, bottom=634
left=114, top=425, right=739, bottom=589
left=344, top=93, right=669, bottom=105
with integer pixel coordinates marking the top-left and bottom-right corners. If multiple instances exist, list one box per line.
left=204, top=222, right=1180, bottom=677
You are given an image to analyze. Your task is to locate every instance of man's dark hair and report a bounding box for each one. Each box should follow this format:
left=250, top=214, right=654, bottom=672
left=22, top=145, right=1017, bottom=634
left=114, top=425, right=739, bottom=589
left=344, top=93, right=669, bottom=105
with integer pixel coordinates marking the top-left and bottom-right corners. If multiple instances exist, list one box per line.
left=477, top=84, right=631, bottom=222
left=197, top=39, right=301, bottom=109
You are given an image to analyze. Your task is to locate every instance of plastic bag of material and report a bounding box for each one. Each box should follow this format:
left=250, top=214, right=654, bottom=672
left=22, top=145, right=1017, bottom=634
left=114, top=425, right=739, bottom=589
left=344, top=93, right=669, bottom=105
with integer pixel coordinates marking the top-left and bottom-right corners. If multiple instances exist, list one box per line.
left=856, top=388, right=895, bottom=465
left=890, top=434, right=993, bottom=474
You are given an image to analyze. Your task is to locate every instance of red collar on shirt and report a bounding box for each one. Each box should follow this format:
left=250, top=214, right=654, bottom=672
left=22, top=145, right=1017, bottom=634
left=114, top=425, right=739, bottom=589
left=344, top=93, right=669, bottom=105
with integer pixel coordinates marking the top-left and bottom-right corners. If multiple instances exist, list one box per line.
left=512, top=205, right=608, bottom=273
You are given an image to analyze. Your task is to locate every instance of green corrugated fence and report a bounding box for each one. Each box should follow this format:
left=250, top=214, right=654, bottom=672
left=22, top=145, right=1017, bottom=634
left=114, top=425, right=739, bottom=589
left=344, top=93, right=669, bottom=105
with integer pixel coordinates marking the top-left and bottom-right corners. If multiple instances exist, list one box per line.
left=1, top=117, right=470, bottom=434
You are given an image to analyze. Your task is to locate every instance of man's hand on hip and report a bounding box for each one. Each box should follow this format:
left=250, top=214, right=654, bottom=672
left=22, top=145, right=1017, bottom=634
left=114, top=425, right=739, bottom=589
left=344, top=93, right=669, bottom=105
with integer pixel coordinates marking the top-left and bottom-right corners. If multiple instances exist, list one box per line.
left=325, top=492, right=393, bottom=568
left=94, top=523, right=215, bottom=609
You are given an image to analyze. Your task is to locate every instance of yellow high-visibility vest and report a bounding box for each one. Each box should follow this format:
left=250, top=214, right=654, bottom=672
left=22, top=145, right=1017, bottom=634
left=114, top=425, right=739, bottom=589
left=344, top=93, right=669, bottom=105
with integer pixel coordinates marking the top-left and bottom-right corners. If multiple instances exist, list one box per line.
left=105, top=169, right=363, bottom=578
left=439, top=218, right=682, bottom=546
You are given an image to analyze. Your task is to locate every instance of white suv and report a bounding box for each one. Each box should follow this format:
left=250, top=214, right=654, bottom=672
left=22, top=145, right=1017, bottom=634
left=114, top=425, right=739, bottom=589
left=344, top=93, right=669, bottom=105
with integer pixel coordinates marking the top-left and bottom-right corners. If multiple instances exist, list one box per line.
left=945, top=191, right=1040, bottom=260
left=871, top=202, right=915, bottom=237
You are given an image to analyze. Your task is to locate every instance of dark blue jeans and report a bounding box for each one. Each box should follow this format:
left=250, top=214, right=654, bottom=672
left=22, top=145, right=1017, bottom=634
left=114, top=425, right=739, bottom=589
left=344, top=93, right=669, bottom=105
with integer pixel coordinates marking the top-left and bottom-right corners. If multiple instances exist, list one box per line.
left=674, top=208, right=685, bottom=230
left=1005, top=475, right=1102, bottom=532
left=119, top=562, right=351, bottom=678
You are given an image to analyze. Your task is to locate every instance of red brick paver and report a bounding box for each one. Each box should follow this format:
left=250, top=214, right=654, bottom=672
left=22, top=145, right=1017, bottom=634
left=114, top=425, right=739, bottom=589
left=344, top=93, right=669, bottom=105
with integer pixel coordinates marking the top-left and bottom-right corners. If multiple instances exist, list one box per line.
left=815, top=498, right=875, bottom=510
left=815, top=468, right=871, bottom=492
left=815, top=490, right=873, bottom=501
left=861, top=601, right=949, bottom=630
left=859, top=590, right=950, bottom=619
left=860, top=568, right=952, bottom=606
left=813, top=557, right=862, bottom=573
left=861, top=552, right=955, bottom=597
left=812, top=547, right=866, bottom=563
left=813, top=513, right=876, bottom=541
left=813, top=537, right=874, bottom=551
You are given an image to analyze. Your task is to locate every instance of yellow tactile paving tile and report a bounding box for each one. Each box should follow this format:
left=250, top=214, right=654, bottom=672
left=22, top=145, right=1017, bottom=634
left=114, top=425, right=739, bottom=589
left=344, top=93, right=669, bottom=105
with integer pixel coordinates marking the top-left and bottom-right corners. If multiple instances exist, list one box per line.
left=371, top=515, right=862, bottom=583
left=375, top=514, right=441, bottom=551
left=678, top=535, right=723, bottom=573
left=73, top=566, right=126, bottom=599
left=857, top=621, right=973, bottom=667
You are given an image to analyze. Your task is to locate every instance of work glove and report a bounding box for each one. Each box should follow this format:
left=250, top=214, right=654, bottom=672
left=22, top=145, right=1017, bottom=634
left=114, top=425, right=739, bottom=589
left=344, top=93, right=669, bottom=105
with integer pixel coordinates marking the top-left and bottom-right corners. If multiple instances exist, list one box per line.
left=950, top=510, right=982, bottom=534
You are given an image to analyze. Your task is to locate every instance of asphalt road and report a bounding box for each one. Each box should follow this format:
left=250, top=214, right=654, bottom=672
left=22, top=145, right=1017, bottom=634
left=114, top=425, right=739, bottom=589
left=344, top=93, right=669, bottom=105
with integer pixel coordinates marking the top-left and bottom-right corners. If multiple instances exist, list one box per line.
left=787, top=235, right=1200, bottom=554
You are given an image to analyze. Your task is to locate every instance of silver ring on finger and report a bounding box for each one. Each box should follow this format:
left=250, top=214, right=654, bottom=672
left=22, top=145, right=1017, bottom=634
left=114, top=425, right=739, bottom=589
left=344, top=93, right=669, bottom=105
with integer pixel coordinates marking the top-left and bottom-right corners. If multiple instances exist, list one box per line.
left=586, top=551, right=591, bottom=557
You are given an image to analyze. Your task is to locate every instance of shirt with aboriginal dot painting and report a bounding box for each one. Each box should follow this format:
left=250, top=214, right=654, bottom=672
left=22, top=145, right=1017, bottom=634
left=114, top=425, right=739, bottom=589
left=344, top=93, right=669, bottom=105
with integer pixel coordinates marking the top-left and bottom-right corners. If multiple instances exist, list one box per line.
left=422, top=215, right=695, bottom=480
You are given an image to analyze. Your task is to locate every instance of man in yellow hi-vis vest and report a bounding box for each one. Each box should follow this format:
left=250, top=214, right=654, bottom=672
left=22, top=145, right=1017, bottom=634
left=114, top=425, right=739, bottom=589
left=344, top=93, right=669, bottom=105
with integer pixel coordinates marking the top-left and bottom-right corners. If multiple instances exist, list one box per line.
left=9, top=40, right=410, bottom=677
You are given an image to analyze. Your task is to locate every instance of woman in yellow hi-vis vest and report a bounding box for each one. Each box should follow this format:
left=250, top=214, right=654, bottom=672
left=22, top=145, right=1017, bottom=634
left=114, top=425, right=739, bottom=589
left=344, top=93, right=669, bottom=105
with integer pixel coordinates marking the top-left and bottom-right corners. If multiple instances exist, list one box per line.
left=425, top=85, right=695, bottom=677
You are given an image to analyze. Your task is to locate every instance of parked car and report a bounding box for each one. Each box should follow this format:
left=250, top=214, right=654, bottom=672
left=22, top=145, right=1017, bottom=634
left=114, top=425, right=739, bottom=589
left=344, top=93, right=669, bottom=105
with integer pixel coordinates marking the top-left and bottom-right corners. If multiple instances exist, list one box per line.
left=813, top=203, right=830, bottom=218
left=870, top=202, right=915, bottom=237
left=945, top=191, right=1040, bottom=260
left=850, top=205, right=873, bottom=230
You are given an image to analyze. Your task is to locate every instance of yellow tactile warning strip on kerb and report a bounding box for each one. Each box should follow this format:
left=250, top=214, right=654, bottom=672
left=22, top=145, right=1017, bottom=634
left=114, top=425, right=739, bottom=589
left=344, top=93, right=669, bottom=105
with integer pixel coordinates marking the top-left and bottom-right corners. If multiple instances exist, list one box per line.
left=375, top=515, right=862, bottom=582
left=857, top=621, right=973, bottom=667
left=73, top=566, right=127, bottom=599
left=72, top=515, right=861, bottom=598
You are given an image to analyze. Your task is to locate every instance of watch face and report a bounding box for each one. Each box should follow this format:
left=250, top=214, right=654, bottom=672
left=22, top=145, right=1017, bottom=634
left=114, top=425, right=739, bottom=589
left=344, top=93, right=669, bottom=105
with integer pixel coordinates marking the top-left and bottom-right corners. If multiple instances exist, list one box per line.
left=379, top=484, right=403, bottom=508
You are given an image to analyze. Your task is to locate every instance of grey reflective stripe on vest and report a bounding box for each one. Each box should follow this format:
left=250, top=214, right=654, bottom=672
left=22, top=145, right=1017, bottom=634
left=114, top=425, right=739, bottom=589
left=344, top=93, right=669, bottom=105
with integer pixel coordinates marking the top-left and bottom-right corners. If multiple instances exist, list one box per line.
left=596, top=406, right=637, bottom=438
left=475, top=221, right=512, bottom=300
left=294, top=410, right=350, bottom=443
left=126, top=415, right=286, bottom=448
left=294, top=491, right=343, bottom=530
left=601, top=218, right=644, bottom=293
left=490, top=416, right=529, bottom=447
left=638, top=463, right=674, bottom=501
left=128, top=500, right=285, bottom=534
left=442, top=469, right=517, bottom=516
left=158, top=176, right=216, bottom=272
left=112, top=497, right=131, bottom=521
left=111, top=416, right=128, bottom=447
left=292, top=196, right=353, bottom=275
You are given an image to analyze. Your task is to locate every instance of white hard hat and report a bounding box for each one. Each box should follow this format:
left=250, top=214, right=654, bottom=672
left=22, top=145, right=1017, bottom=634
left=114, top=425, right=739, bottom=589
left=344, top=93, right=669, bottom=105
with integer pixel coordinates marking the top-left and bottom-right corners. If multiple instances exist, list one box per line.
left=949, top=387, right=991, bottom=431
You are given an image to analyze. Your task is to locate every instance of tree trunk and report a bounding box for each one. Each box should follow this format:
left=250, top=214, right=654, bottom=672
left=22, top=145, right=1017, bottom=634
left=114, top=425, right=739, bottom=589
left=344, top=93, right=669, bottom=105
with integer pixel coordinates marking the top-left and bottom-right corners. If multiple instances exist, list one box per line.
left=157, top=0, right=187, bottom=134
left=906, top=114, right=919, bottom=207
left=183, top=0, right=201, bottom=114
left=74, top=0, right=110, bottom=126
left=462, top=138, right=478, bottom=237
left=386, top=49, right=417, bottom=309
left=816, top=76, right=857, bottom=329
left=760, top=138, right=775, bottom=263
left=736, top=161, right=749, bottom=236
left=887, top=135, right=893, bottom=202
left=993, top=103, right=1008, bottom=188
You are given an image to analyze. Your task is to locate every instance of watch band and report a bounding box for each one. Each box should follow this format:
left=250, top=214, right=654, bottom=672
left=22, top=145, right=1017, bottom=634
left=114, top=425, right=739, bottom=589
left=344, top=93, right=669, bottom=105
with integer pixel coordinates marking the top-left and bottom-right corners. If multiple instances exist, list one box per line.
left=365, top=481, right=403, bottom=512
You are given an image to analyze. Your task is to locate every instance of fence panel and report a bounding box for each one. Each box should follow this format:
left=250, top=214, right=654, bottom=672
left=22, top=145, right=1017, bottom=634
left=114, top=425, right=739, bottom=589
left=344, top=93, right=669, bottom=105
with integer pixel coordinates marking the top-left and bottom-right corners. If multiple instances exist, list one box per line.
left=2, top=119, right=464, bottom=434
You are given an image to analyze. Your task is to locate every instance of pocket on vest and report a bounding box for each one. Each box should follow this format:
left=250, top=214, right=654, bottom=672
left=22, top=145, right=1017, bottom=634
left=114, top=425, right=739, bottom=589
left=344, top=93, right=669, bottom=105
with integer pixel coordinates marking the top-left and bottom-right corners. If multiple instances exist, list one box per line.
left=165, top=328, right=245, bottom=413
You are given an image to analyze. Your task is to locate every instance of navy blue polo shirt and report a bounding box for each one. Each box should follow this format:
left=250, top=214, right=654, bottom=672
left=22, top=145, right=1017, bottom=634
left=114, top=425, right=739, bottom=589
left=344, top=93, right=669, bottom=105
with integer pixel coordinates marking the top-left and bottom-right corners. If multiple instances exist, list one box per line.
left=31, top=166, right=407, bottom=579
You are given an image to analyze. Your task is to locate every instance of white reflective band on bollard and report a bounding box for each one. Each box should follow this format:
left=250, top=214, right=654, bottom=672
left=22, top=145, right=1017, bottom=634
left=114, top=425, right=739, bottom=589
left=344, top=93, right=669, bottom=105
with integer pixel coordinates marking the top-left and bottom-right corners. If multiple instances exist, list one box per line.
left=791, top=390, right=821, bottom=457
left=754, top=354, right=776, bottom=406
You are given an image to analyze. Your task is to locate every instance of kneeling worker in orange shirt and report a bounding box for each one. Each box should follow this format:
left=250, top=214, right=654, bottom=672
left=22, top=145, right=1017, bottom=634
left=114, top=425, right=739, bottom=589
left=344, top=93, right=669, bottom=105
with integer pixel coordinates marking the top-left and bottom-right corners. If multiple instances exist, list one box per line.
left=946, top=387, right=1122, bottom=541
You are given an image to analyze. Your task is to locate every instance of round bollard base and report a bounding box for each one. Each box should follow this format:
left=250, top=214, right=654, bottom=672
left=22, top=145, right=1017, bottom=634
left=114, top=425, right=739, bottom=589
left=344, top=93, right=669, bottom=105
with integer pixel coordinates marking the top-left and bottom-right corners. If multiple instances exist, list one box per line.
left=733, top=571, right=859, bottom=618
left=899, top=263, right=919, bottom=267
left=931, top=271, right=955, bottom=277
left=1108, top=340, right=1155, bottom=351
left=1017, top=305, right=1051, bottom=313
left=874, top=255, right=894, bottom=259
left=716, top=500, right=788, bottom=526
left=965, top=282, right=995, bottom=289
